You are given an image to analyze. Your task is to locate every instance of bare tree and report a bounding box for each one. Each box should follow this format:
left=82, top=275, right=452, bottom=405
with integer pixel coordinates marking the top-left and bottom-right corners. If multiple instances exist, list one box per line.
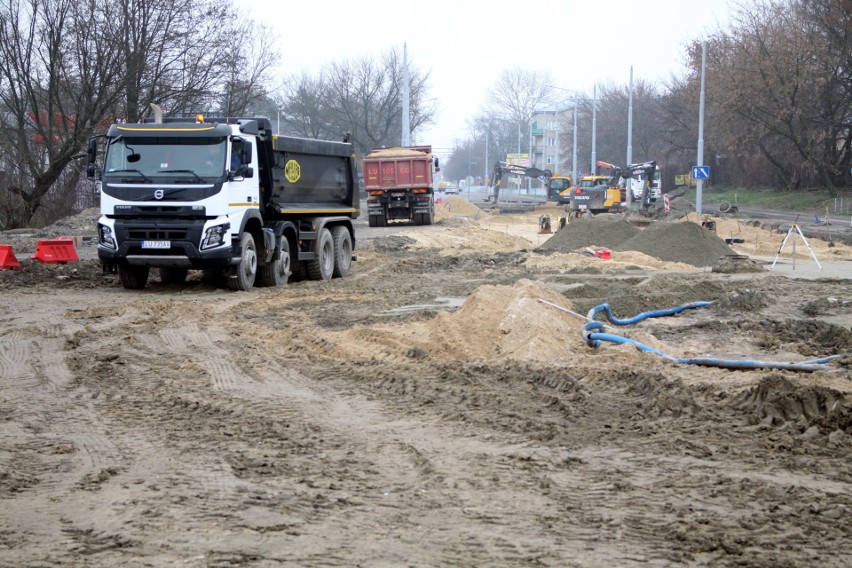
left=487, top=67, right=553, bottom=155
left=277, top=47, right=435, bottom=157
left=0, top=0, right=276, bottom=228
left=698, top=0, right=850, bottom=193
left=0, top=0, right=125, bottom=228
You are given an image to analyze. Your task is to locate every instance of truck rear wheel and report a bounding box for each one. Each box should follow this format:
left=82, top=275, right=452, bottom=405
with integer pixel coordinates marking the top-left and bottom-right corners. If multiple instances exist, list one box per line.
left=306, top=228, right=334, bottom=281
left=119, top=265, right=149, bottom=289
left=159, top=267, right=188, bottom=284
left=257, top=235, right=291, bottom=287
left=228, top=232, right=257, bottom=291
left=331, top=226, right=352, bottom=278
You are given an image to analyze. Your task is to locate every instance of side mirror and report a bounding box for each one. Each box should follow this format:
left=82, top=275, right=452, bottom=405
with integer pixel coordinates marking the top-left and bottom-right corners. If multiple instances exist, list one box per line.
left=86, top=164, right=96, bottom=180
left=87, top=138, right=97, bottom=164
left=434, top=157, right=440, bottom=171
left=242, top=140, right=253, bottom=165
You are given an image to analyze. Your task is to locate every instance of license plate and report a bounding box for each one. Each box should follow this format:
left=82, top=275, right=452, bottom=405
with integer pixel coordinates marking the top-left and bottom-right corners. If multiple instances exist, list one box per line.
left=142, top=240, right=170, bottom=249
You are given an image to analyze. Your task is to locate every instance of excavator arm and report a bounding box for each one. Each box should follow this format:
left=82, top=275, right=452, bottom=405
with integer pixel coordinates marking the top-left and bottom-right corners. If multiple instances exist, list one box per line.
left=624, top=160, right=657, bottom=208
left=486, top=161, right=553, bottom=204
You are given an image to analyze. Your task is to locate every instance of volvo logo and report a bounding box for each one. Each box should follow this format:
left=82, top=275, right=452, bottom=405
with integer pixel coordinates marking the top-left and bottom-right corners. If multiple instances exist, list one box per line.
left=154, top=189, right=164, bottom=200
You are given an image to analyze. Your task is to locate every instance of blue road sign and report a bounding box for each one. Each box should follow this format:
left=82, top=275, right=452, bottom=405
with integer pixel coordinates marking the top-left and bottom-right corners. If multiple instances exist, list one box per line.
left=692, top=166, right=710, bottom=180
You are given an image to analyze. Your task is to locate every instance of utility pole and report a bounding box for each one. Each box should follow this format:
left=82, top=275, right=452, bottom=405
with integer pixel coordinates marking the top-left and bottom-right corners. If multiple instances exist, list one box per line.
left=626, top=66, right=634, bottom=207
left=590, top=84, right=597, bottom=174
left=572, top=95, right=578, bottom=189
left=696, top=41, right=707, bottom=215
left=401, top=43, right=411, bottom=146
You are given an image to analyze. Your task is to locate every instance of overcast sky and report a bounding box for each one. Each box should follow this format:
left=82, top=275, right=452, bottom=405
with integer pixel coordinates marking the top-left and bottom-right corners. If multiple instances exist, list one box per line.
left=233, top=0, right=735, bottom=156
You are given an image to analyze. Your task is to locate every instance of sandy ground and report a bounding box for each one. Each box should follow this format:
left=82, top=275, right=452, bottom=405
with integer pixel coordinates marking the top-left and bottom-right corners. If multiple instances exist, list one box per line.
left=1, top=198, right=851, bottom=567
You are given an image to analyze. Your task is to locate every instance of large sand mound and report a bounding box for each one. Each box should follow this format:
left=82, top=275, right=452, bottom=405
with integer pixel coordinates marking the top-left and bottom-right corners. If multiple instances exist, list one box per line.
left=332, top=279, right=661, bottom=365
left=614, top=221, right=736, bottom=267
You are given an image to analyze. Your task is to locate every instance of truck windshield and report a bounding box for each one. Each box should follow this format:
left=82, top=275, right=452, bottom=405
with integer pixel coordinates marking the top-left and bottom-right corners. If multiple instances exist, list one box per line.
left=104, top=136, right=228, bottom=179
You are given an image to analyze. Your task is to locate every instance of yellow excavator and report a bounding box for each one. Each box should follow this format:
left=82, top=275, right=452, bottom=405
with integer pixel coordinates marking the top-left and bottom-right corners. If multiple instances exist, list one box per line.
left=561, top=160, right=658, bottom=215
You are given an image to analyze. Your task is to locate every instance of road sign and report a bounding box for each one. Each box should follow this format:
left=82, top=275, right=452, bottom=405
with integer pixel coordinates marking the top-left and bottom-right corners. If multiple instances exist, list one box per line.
left=692, top=166, right=710, bottom=180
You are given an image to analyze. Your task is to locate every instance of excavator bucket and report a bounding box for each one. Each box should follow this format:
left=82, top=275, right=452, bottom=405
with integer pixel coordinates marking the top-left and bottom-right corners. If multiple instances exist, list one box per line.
left=0, top=245, right=22, bottom=270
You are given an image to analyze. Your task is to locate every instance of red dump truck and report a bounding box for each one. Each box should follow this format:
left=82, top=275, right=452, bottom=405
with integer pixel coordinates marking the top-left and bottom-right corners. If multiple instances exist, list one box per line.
left=362, top=146, right=439, bottom=226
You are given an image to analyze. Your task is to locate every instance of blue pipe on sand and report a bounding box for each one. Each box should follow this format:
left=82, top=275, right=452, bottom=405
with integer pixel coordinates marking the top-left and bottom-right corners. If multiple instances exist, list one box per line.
left=581, top=302, right=843, bottom=372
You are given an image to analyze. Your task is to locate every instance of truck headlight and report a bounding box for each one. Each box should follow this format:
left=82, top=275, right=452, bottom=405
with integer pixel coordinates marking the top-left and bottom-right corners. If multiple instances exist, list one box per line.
left=98, top=223, right=117, bottom=250
left=201, top=223, right=230, bottom=250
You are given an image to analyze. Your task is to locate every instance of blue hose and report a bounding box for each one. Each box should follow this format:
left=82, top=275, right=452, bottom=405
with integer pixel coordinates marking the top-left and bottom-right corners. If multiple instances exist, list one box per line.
left=581, top=302, right=844, bottom=372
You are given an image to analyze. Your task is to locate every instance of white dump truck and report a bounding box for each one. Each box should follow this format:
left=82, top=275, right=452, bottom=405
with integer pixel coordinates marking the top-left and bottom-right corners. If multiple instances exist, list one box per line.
left=86, top=111, right=359, bottom=290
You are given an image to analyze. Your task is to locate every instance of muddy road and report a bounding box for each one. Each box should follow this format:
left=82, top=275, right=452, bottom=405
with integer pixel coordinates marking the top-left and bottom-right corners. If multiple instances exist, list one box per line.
left=1, top=200, right=851, bottom=567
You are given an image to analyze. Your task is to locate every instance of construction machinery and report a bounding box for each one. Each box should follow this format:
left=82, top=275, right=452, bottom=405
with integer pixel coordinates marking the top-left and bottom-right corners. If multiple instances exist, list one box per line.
left=562, top=161, right=626, bottom=213
left=485, top=161, right=552, bottom=204
left=625, top=161, right=659, bottom=209
left=87, top=109, right=358, bottom=291
left=362, top=146, right=439, bottom=226
left=546, top=175, right=573, bottom=201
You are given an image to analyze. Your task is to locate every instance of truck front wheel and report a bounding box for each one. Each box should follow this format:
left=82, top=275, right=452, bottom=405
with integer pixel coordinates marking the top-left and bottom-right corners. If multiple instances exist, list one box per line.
left=119, top=265, right=149, bottom=289
left=228, top=232, right=257, bottom=291
left=306, top=228, right=334, bottom=281
left=257, top=235, right=290, bottom=287
left=331, top=226, right=352, bottom=278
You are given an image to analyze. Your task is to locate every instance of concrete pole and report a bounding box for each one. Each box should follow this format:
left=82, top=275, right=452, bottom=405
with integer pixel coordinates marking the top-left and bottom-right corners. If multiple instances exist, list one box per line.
left=401, top=43, right=411, bottom=146
left=696, top=41, right=707, bottom=215
left=572, top=96, right=578, bottom=187
left=484, top=130, right=489, bottom=181
left=591, top=84, right=597, bottom=174
left=626, top=66, right=634, bottom=207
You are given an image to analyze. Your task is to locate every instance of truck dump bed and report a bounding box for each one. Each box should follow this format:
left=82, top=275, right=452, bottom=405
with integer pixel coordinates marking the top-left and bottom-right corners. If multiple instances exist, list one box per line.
left=266, top=135, right=359, bottom=218
left=363, top=146, right=434, bottom=190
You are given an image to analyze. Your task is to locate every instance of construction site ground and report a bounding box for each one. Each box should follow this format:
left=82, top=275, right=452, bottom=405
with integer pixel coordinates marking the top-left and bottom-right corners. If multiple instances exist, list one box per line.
left=1, top=197, right=850, bottom=567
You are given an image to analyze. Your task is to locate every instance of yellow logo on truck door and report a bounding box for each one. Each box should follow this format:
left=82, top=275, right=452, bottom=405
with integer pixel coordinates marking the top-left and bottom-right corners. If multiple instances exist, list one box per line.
left=285, top=159, right=301, bottom=183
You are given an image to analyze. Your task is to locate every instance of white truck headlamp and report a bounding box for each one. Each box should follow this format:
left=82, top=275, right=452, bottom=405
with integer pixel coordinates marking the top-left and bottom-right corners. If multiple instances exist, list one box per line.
left=98, top=223, right=117, bottom=250
left=201, top=223, right=230, bottom=250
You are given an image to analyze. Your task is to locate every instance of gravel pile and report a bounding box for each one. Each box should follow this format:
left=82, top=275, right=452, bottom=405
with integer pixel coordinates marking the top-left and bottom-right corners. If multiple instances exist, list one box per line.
left=537, top=216, right=738, bottom=267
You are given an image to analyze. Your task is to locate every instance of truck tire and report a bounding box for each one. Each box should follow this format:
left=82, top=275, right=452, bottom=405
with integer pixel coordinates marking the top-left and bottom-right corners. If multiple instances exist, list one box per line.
left=159, top=267, right=188, bottom=284
left=375, top=213, right=387, bottom=227
left=306, top=228, right=334, bottom=281
left=368, top=215, right=377, bottom=227
left=331, top=226, right=352, bottom=278
left=256, top=235, right=290, bottom=287
left=228, top=232, right=257, bottom=291
left=119, top=265, right=149, bottom=289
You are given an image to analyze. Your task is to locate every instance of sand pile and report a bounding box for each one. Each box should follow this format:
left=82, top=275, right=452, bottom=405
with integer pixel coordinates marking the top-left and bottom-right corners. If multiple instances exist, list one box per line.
left=614, top=221, right=735, bottom=267
left=536, top=218, right=641, bottom=252
left=333, top=279, right=658, bottom=365
left=396, top=226, right=533, bottom=255
left=435, top=196, right=487, bottom=222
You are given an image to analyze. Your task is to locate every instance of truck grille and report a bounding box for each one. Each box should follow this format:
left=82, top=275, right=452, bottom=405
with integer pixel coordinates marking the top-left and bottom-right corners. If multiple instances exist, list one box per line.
left=128, top=228, right=189, bottom=240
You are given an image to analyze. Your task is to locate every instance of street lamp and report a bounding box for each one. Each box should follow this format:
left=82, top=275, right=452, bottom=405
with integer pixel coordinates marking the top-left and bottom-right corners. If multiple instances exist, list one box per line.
left=546, top=85, right=597, bottom=188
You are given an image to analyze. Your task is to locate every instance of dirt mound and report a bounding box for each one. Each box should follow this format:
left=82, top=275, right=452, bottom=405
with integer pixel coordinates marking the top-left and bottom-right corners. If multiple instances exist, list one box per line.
left=535, top=217, right=640, bottom=253
left=615, top=221, right=736, bottom=267
left=435, top=196, right=487, bottom=222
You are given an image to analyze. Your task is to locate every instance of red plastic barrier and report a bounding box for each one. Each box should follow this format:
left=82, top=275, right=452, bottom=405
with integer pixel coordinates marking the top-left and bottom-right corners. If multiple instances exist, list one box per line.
left=0, top=245, right=21, bottom=270
left=593, top=249, right=612, bottom=260
left=31, top=238, right=79, bottom=264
